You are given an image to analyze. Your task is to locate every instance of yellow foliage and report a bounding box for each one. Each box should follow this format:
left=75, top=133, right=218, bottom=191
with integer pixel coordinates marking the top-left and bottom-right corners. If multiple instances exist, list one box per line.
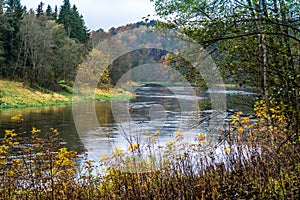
left=31, top=127, right=41, bottom=134
left=113, top=146, right=124, bottom=156
left=128, top=143, right=139, bottom=151
left=241, top=117, right=249, bottom=124
left=237, top=127, right=244, bottom=134
left=197, top=134, right=206, bottom=141
left=10, top=114, right=23, bottom=122
left=224, top=147, right=231, bottom=153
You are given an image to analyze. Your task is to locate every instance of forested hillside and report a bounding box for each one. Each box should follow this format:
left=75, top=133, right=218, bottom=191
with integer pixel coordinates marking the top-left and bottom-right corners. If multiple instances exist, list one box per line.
left=0, top=0, right=89, bottom=90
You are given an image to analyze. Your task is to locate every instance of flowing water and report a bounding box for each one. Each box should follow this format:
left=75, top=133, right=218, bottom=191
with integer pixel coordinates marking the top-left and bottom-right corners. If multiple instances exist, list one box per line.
left=0, top=85, right=257, bottom=162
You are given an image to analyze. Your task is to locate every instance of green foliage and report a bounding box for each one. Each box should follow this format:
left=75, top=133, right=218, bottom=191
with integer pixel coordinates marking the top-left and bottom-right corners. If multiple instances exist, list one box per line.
left=161, top=52, right=207, bottom=89
left=0, top=0, right=89, bottom=90
left=57, top=0, right=89, bottom=42
left=151, top=0, right=300, bottom=139
left=1, top=0, right=24, bottom=77
left=35, top=1, right=44, bottom=17
left=45, top=4, right=52, bottom=18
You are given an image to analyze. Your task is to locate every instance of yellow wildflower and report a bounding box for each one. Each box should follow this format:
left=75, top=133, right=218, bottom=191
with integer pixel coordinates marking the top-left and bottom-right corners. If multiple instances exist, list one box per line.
left=175, top=130, right=183, bottom=140
left=31, top=127, right=41, bottom=134
left=241, top=117, right=249, bottom=124
left=224, top=147, right=231, bottom=153
left=237, top=127, right=244, bottom=134
left=5, top=130, right=17, bottom=137
left=166, top=140, right=174, bottom=147
left=10, top=114, right=23, bottom=122
left=197, top=134, right=206, bottom=141
left=100, top=154, right=107, bottom=162
left=128, top=143, right=139, bottom=151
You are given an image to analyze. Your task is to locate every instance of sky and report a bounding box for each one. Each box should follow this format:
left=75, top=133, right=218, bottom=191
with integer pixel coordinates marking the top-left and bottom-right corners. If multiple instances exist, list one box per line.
left=20, top=0, right=157, bottom=31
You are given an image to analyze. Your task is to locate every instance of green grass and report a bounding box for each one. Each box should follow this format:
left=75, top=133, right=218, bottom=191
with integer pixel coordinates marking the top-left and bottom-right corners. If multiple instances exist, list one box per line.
left=0, top=79, right=134, bottom=109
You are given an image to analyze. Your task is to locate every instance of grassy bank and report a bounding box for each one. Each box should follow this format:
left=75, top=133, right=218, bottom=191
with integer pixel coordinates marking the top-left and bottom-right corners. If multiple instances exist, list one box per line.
left=0, top=79, right=133, bottom=108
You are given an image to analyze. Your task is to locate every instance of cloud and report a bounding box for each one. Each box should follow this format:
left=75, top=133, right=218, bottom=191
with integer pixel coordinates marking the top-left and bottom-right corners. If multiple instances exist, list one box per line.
left=21, top=0, right=156, bottom=30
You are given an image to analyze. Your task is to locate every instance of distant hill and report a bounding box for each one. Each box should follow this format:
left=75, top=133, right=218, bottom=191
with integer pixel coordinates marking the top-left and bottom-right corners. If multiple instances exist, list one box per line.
left=89, top=20, right=157, bottom=47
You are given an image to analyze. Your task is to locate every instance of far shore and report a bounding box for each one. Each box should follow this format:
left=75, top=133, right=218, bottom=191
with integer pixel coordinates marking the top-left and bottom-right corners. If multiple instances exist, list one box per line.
left=0, top=79, right=134, bottom=109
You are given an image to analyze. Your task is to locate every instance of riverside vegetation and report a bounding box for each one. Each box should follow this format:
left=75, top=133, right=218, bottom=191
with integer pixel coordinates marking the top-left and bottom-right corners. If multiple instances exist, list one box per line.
left=0, top=0, right=299, bottom=198
left=0, top=100, right=299, bottom=199
left=0, top=79, right=133, bottom=108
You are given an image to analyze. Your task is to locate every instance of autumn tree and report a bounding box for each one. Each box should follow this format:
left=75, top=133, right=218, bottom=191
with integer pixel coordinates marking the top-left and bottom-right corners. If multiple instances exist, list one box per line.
left=151, top=0, right=300, bottom=137
left=18, top=11, right=87, bottom=89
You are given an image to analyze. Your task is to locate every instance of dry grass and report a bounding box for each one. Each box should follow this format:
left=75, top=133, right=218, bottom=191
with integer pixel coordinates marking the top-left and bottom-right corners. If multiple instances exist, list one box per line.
left=0, top=101, right=299, bottom=199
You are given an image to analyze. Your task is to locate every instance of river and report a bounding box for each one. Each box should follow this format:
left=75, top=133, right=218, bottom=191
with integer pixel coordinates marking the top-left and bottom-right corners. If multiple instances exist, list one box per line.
left=0, top=85, right=257, bottom=162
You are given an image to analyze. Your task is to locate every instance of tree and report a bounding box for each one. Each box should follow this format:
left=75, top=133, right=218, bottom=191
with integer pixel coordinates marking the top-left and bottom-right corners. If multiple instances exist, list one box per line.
left=57, top=0, right=72, bottom=37
left=53, top=5, right=58, bottom=20
left=0, top=0, right=5, bottom=75
left=51, top=23, right=86, bottom=82
left=57, top=0, right=89, bottom=42
left=2, top=0, right=24, bottom=77
left=70, top=5, right=89, bottom=42
left=45, top=4, right=52, bottom=18
left=19, top=13, right=54, bottom=86
left=18, top=12, right=87, bottom=89
left=36, top=1, right=44, bottom=18
left=151, top=0, right=300, bottom=137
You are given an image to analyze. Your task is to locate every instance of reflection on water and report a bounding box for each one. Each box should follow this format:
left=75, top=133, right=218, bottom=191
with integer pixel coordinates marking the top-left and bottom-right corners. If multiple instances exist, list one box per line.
left=0, top=85, right=257, bottom=163
left=0, top=105, right=84, bottom=153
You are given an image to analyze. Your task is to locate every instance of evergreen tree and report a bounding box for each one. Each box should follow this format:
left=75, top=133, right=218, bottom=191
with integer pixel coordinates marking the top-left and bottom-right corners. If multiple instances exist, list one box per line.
left=70, top=5, right=89, bottom=42
left=57, top=0, right=72, bottom=37
left=2, top=0, right=24, bottom=77
left=36, top=1, right=44, bottom=17
left=57, top=0, right=89, bottom=42
left=45, top=4, right=52, bottom=17
left=0, top=0, right=5, bottom=76
left=52, top=5, right=58, bottom=20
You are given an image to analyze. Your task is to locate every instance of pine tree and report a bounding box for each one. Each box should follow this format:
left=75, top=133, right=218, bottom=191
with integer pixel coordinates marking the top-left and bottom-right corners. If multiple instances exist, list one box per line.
left=0, top=0, right=5, bottom=76
left=53, top=5, right=58, bottom=20
left=45, top=4, right=52, bottom=18
left=70, top=5, right=89, bottom=42
left=57, top=0, right=89, bottom=43
left=2, top=0, right=24, bottom=77
left=57, top=0, right=72, bottom=37
left=36, top=1, right=44, bottom=17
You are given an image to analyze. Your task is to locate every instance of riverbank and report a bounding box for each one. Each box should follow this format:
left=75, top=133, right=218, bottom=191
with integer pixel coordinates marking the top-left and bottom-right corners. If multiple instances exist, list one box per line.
left=0, top=79, right=134, bottom=109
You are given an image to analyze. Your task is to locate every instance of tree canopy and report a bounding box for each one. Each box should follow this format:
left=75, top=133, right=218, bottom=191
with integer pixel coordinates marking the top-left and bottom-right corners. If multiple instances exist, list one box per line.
left=57, top=0, right=89, bottom=42
left=151, top=0, right=300, bottom=138
left=0, top=0, right=89, bottom=90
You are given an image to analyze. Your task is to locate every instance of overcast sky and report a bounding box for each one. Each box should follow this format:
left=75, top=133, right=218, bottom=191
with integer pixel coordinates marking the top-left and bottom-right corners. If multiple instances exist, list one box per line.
left=20, top=0, right=157, bottom=31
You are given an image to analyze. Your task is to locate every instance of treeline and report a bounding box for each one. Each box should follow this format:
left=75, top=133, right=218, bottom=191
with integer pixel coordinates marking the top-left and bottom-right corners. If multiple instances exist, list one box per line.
left=90, top=20, right=157, bottom=47
left=0, top=0, right=89, bottom=90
